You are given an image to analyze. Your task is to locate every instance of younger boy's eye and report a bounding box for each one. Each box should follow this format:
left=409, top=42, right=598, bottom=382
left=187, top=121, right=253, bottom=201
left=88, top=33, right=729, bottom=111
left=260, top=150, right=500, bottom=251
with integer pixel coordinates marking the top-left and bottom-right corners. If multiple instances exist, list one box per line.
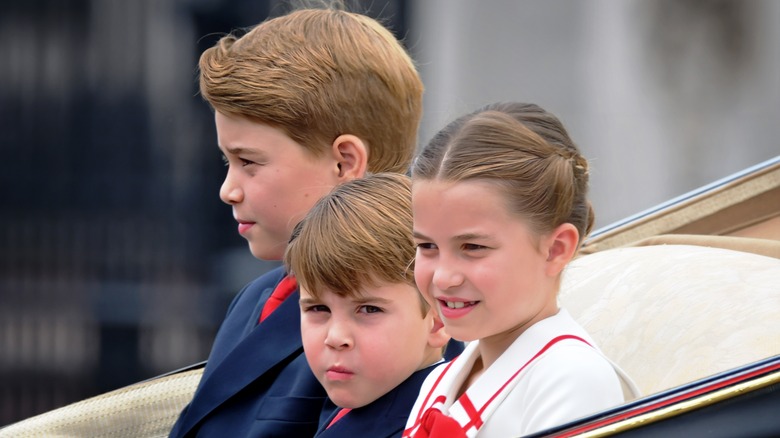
left=305, top=305, right=330, bottom=313
left=358, top=305, right=382, bottom=314
left=221, top=155, right=229, bottom=166
left=416, top=242, right=437, bottom=250
left=240, top=158, right=254, bottom=167
left=462, top=243, right=486, bottom=251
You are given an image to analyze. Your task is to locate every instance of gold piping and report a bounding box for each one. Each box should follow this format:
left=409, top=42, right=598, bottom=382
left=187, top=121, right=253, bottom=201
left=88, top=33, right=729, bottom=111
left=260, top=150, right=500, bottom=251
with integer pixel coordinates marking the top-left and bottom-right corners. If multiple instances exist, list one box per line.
left=570, top=369, right=780, bottom=437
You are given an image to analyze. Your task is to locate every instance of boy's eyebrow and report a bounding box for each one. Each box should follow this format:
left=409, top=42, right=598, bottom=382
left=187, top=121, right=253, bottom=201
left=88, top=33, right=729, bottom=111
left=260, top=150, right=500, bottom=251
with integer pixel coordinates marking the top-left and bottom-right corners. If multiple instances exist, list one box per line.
left=352, top=295, right=393, bottom=305
left=222, top=146, right=251, bottom=155
left=300, top=295, right=393, bottom=306
left=412, top=230, right=429, bottom=240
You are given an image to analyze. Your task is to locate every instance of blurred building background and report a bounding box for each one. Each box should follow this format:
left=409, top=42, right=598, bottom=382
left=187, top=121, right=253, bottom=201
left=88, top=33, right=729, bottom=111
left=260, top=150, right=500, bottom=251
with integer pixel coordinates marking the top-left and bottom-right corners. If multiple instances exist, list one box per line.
left=0, top=0, right=777, bottom=426
left=411, top=0, right=779, bottom=226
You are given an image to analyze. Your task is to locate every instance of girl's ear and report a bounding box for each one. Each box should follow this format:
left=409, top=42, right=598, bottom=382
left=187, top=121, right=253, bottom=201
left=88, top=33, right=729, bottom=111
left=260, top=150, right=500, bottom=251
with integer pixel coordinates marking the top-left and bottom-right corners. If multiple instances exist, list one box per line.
left=331, top=134, right=368, bottom=181
left=544, top=223, right=579, bottom=277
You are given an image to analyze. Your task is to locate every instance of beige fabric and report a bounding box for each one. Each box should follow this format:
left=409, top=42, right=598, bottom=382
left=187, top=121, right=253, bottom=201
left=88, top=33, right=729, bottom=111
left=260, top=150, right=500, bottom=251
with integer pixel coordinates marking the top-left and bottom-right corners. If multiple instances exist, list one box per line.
left=0, top=368, right=202, bottom=438
left=632, top=234, right=780, bottom=259
left=580, top=157, right=780, bottom=254
left=559, top=245, right=780, bottom=397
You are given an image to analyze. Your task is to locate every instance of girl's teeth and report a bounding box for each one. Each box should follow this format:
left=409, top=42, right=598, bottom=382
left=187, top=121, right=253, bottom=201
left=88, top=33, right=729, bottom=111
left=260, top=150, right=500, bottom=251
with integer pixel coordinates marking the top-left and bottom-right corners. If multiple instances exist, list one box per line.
left=445, top=301, right=474, bottom=309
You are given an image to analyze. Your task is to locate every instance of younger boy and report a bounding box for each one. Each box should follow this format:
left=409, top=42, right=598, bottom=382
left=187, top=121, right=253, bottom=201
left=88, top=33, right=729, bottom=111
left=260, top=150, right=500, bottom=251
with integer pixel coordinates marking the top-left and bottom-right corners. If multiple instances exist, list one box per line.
left=286, top=173, right=452, bottom=438
left=170, top=7, right=426, bottom=437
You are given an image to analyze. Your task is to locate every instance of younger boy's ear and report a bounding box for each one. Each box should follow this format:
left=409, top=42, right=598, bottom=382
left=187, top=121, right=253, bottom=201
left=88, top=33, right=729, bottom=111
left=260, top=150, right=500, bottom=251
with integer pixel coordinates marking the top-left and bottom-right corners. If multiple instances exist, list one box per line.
left=331, top=134, right=368, bottom=181
left=427, top=314, right=450, bottom=350
left=544, top=222, right=579, bottom=277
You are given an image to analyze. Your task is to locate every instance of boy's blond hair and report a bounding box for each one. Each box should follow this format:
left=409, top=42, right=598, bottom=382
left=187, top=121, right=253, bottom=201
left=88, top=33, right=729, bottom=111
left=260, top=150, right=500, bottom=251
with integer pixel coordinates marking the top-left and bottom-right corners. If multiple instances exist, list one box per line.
left=285, top=173, right=427, bottom=315
left=199, top=8, right=423, bottom=174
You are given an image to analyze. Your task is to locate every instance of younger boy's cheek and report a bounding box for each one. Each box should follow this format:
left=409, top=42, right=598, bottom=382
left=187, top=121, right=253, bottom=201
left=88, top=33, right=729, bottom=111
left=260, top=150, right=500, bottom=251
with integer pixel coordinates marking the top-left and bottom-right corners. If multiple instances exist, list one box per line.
left=301, top=342, right=326, bottom=385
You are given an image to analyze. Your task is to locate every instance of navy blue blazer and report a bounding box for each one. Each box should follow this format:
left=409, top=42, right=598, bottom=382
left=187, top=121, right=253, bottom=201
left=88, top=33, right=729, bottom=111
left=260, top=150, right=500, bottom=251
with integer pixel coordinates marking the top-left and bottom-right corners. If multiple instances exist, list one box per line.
left=314, top=365, right=440, bottom=438
left=170, top=267, right=332, bottom=437
left=170, top=266, right=463, bottom=437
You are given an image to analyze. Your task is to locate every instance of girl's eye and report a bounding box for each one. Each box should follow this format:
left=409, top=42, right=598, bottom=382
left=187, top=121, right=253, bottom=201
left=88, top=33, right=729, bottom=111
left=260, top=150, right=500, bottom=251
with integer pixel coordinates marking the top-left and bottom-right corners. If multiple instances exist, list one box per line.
left=416, top=242, right=437, bottom=250
left=462, top=243, right=486, bottom=251
left=358, top=305, right=382, bottom=314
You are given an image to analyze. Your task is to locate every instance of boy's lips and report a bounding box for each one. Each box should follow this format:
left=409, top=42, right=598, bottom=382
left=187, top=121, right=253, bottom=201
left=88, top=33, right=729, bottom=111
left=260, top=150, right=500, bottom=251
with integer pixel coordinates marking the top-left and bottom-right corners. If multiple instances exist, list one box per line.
left=437, top=297, right=479, bottom=319
left=237, top=220, right=255, bottom=234
left=325, top=365, right=355, bottom=381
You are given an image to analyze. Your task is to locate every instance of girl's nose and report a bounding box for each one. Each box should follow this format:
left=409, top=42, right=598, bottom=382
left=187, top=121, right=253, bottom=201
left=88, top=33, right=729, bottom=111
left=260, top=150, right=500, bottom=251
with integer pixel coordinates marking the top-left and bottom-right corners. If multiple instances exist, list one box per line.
left=432, top=262, right=465, bottom=291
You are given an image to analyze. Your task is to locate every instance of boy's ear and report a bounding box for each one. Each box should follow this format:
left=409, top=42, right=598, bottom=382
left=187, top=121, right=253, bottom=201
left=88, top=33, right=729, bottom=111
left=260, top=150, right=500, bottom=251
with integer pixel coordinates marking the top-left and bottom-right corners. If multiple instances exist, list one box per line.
left=544, top=222, right=579, bottom=277
left=331, top=134, right=368, bottom=181
left=427, top=313, right=451, bottom=350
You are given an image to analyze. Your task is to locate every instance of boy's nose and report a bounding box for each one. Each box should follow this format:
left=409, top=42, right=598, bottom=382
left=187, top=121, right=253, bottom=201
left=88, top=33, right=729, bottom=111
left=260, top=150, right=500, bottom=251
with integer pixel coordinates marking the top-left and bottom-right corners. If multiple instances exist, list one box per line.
left=324, top=321, right=354, bottom=350
left=219, top=172, right=243, bottom=205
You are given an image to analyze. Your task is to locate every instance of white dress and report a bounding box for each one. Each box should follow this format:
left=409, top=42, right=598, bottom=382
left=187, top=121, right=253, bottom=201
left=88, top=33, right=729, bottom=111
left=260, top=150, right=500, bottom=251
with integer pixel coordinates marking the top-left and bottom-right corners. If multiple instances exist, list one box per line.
left=403, top=309, right=639, bottom=437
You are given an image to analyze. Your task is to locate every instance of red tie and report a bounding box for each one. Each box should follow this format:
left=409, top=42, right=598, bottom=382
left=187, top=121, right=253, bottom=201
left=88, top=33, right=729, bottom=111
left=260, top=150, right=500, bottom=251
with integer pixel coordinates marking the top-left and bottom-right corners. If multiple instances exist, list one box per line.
left=259, top=275, right=297, bottom=323
left=326, top=408, right=351, bottom=429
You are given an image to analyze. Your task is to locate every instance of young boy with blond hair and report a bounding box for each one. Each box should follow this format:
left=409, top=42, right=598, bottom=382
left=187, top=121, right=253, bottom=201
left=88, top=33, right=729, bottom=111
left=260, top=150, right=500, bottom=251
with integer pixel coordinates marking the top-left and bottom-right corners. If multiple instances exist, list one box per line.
left=170, top=6, right=437, bottom=437
left=286, top=173, right=454, bottom=437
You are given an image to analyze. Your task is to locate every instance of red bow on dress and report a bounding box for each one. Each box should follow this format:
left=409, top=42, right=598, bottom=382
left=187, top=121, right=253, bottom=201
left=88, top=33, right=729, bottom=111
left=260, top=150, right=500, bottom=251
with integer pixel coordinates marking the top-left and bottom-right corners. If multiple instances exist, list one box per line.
left=414, top=407, right=467, bottom=438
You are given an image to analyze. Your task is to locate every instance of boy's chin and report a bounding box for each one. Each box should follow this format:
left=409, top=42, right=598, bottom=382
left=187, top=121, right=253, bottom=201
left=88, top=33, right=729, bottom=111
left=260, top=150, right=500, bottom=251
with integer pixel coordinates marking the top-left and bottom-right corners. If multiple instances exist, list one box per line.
left=248, top=241, right=285, bottom=261
left=319, top=383, right=372, bottom=410
left=326, top=395, right=369, bottom=411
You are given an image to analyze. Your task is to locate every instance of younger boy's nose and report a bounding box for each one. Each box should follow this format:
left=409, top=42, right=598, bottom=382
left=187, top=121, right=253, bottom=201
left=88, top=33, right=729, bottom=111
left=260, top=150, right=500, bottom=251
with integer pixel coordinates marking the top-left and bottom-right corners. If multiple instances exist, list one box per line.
left=324, top=321, right=354, bottom=350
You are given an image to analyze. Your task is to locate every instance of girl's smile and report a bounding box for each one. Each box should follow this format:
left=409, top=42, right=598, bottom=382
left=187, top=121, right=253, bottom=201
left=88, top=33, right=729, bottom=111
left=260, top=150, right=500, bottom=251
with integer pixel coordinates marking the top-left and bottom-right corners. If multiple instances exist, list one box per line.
left=437, top=298, right=480, bottom=318
left=413, top=179, right=560, bottom=349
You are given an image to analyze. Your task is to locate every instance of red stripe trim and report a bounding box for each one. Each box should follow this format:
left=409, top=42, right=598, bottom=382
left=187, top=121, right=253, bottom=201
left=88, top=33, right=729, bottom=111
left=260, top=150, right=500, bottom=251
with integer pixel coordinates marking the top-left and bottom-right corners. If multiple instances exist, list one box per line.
left=405, top=335, right=590, bottom=436
left=478, top=335, right=591, bottom=416
left=551, top=360, right=780, bottom=437
left=460, top=394, right=484, bottom=430
left=404, top=359, right=458, bottom=435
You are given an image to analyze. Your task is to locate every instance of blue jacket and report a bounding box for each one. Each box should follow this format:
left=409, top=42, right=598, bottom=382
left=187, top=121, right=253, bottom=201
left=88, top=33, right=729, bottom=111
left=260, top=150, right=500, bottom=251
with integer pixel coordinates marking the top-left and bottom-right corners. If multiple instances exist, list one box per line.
left=314, top=365, right=440, bottom=438
left=170, top=266, right=463, bottom=437
left=170, top=267, right=332, bottom=437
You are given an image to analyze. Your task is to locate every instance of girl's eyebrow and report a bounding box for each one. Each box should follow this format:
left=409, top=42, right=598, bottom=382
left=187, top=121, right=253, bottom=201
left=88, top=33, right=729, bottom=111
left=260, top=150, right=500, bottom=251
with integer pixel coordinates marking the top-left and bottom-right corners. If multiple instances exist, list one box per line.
left=453, top=232, right=490, bottom=241
left=413, top=230, right=490, bottom=242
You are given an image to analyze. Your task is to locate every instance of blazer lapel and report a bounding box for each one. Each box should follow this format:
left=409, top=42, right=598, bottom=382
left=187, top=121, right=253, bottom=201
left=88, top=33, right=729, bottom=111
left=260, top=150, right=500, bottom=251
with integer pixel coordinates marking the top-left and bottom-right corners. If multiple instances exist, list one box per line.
left=320, top=367, right=437, bottom=438
left=177, top=290, right=303, bottom=434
